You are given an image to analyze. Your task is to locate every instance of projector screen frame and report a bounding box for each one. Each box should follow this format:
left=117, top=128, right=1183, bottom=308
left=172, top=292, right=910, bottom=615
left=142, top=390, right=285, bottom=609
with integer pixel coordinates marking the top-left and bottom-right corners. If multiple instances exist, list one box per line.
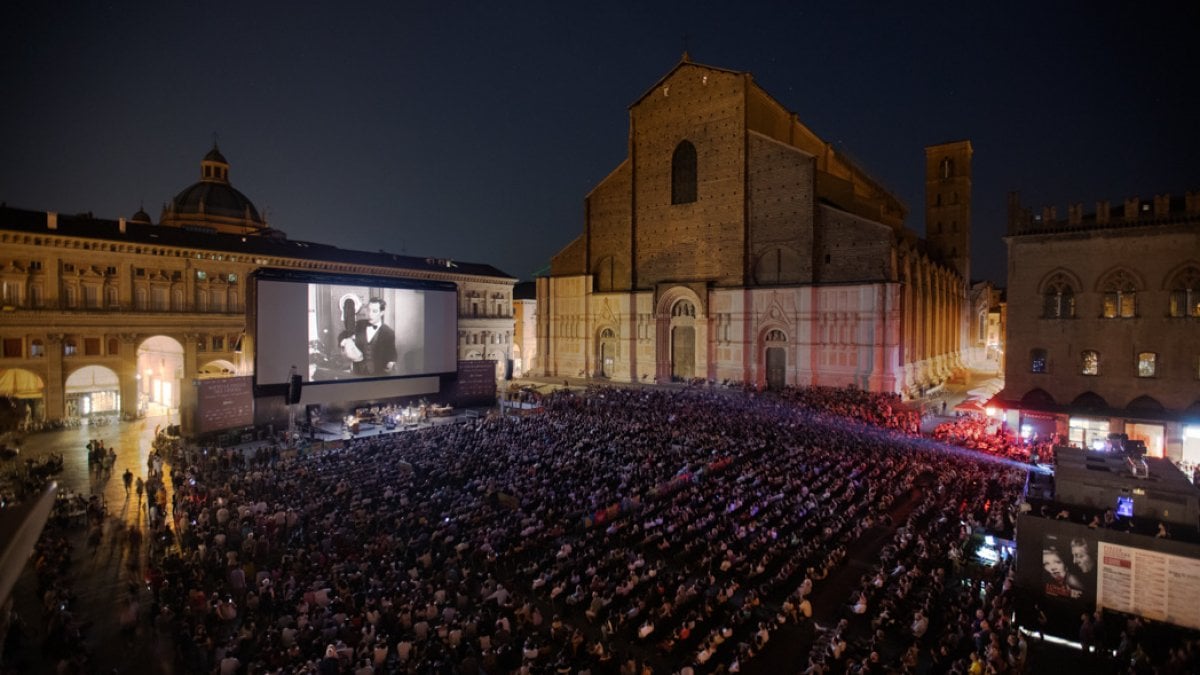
left=250, top=267, right=458, bottom=397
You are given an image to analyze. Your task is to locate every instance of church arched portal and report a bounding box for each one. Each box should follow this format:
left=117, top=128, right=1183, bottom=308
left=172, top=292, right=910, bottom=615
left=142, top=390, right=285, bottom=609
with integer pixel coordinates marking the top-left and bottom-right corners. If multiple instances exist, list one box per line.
left=597, top=328, right=616, bottom=378
left=670, top=300, right=697, bottom=381
left=137, top=335, right=184, bottom=420
left=764, top=329, right=788, bottom=391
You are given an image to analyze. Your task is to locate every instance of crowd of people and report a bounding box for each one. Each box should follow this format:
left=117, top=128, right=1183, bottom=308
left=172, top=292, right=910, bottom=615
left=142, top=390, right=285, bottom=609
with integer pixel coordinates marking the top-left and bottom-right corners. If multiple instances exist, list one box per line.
left=931, top=416, right=1058, bottom=467
left=62, top=384, right=1040, bottom=674
left=7, top=382, right=1199, bottom=674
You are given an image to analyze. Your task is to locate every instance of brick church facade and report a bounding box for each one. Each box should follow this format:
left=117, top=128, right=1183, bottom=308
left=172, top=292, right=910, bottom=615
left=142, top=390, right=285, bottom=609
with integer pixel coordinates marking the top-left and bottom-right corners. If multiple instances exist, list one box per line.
left=536, top=57, right=969, bottom=395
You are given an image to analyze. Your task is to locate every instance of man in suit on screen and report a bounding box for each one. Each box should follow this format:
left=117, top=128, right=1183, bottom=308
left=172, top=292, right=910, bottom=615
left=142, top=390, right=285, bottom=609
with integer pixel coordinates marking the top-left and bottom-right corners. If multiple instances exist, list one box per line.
left=342, top=296, right=397, bottom=376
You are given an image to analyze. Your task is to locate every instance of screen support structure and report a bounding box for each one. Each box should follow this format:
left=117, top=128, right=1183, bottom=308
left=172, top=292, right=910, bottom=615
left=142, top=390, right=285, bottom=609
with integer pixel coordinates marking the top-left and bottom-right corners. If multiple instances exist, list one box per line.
left=288, top=365, right=299, bottom=445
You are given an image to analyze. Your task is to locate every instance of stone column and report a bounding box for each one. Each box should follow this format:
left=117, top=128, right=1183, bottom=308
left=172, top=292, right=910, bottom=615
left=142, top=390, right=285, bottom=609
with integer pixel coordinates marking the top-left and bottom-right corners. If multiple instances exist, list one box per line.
left=45, top=333, right=65, bottom=421
left=180, top=332, right=199, bottom=436
left=118, top=333, right=140, bottom=419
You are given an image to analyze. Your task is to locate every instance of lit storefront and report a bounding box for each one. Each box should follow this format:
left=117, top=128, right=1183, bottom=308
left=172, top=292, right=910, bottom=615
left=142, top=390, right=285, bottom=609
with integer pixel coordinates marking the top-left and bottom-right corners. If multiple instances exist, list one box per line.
left=1126, top=422, right=1166, bottom=458
left=1183, top=425, right=1200, bottom=465
left=1069, top=417, right=1110, bottom=451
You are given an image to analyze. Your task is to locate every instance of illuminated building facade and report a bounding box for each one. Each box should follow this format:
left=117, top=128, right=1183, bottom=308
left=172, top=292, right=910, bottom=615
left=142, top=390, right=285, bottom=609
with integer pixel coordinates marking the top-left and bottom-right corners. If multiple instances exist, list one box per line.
left=537, top=57, right=969, bottom=395
left=995, top=191, right=1200, bottom=460
left=0, top=147, right=515, bottom=431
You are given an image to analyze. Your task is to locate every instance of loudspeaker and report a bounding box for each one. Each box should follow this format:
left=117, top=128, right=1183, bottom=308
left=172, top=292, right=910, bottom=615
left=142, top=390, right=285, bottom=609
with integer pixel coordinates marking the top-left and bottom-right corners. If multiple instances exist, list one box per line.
left=287, top=374, right=303, bottom=404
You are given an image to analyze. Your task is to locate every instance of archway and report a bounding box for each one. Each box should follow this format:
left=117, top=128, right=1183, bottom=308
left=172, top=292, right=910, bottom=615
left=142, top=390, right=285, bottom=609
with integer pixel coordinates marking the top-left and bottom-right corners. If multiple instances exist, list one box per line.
left=197, top=359, right=238, bottom=379
left=137, top=335, right=184, bottom=419
left=65, top=365, right=120, bottom=420
left=597, top=327, right=617, bottom=378
left=0, top=368, right=46, bottom=427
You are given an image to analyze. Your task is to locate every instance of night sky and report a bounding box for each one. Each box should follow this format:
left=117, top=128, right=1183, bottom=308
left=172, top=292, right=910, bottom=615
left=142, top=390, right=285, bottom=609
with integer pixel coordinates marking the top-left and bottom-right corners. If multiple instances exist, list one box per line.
left=3, top=2, right=1197, bottom=284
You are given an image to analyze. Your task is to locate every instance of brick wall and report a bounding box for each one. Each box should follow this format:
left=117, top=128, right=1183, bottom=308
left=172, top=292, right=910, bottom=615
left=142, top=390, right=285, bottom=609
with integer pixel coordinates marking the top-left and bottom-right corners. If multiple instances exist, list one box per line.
left=632, top=65, right=746, bottom=287
left=747, top=132, right=816, bottom=284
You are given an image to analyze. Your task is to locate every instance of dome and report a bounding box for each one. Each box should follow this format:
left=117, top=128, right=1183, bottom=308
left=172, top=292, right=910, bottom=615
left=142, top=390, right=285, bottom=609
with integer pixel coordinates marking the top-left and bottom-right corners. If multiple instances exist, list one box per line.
left=130, top=208, right=152, bottom=224
left=168, top=181, right=264, bottom=224
left=159, top=145, right=269, bottom=234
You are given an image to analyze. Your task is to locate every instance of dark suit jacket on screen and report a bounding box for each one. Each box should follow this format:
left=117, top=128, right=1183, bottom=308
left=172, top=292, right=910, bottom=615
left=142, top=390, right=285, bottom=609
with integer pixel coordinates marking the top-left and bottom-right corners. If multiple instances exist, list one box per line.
left=351, top=322, right=397, bottom=376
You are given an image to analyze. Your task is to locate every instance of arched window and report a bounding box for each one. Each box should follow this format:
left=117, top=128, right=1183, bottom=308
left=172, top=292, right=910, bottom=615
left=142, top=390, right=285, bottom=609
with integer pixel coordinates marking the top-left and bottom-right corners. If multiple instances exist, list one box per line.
left=939, top=157, right=954, bottom=179
left=1101, top=270, right=1138, bottom=318
left=1168, top=266, right=1200, bottom=317
left=1030, top=348, right=1048, bottom=373
left=1081, top=350, right=1100, bottom=376
left=765, top=329, right=786, bottom=343
left=600, top=328, right=615, bottom=339
left=1042, top=274, right=1076, bottom=319
left=63, top=338, right=77, bottom=357
left=671, top=141, right=697, bottom=205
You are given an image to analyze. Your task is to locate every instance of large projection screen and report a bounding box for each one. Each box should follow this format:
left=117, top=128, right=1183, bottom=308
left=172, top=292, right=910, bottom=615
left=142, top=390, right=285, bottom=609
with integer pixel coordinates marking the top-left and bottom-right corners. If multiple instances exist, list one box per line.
left=253, top=269, right=457, bottom=391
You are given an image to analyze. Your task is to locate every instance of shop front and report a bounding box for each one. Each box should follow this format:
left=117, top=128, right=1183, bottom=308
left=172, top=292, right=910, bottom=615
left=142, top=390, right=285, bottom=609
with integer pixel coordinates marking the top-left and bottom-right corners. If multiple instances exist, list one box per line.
left=1125, top=421, right=1166, bottom=458
left=1069, top=416, right=1110, bottom=451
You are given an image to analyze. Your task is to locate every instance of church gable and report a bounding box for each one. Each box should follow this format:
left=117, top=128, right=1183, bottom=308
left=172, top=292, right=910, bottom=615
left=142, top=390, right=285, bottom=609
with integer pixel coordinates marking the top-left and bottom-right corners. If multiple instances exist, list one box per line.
left=630, top=63, right=748, bottom=287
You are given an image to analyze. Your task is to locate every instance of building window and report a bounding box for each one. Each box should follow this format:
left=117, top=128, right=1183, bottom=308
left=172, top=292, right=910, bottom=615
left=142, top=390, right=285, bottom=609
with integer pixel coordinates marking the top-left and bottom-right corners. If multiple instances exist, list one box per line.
left=1081, top=350, right=1099, bottom=376
left=196, top=270, right=207, bottom=280
left=1101, top=270, right=1138, bottom=318
left=135, top=287, right=148, bottom=310
left=1, top=281, right=22, bottom=305
left=63, top=338, right=77, bottom=357
left=940, top=157, right=954, bottom=179
left=1168, top=266, right=1200, bottom=317
left=1042, top=275, right=1076, bottom=319
left=108, top=337, right=119, bottom=355
left=1137, top=352, right=1157, bottom=377
left=227, top=273, right=238, bottom=284
left=1030, top=348, right=1048, bottom=373
left=105, top=285, right=118, bottom=307
left=671, top=140, right=697, bottom=205
left=84, top=337, right=101, bottom=356
left=212, top=336, right=224, bottom=351
left=30, top=339, right=44, bottom=357
left=197, top=336, right=207, bottom=352
left=83, top=285, right=100, bottom=308
left=151, top=287, right=167, bottom=311
left=2, top=338, right=21, bottom=358
left=65, top=285, right=78, bottom=308
left=30, top=284, right=43, bottom=307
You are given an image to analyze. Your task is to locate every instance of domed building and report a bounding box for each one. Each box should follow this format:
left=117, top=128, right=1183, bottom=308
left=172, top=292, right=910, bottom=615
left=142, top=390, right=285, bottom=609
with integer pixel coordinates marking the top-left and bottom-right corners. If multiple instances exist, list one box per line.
left=159, top=145, right=275, bottom=236
left=0, top=145, right=516, bottom=433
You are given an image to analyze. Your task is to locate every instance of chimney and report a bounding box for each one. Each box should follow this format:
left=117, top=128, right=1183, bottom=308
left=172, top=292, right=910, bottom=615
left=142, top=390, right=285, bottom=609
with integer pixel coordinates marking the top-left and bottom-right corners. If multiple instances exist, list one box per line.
left=1068, top=203, right=1083, bottom=225
left=1096, top=201, right=1110, bottom=224
left=1124, top=197, right=1140, bottom=220
left=119, top=217, right=126, bottom=234
left=1154, top=194, right=1170, bottom=217
left=47, top=211, right=58, bottom=230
